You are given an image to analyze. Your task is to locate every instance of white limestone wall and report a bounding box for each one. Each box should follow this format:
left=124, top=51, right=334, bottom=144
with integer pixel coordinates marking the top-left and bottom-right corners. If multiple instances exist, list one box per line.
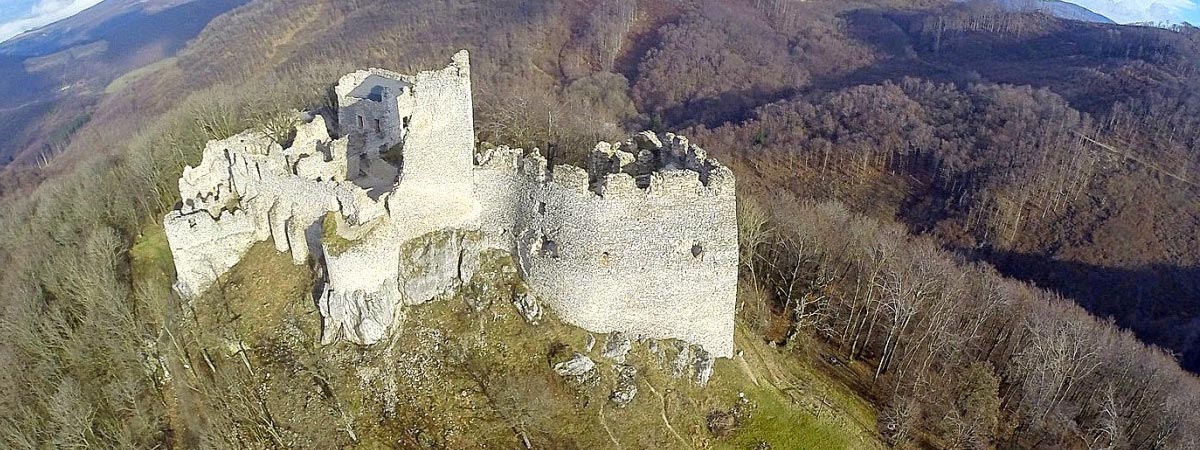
left=286, top=115, right=349, bottom=183
left=372, top=50, right=482, bottom=250
left=399, top=50, right=474, bottom=199
left=320, top=50, right=482, bottom=342
left=320, top=223, right=404, bottom=345
left=165, top=125, right=383, bottom=300
left=217, top=131, right=361, bottom=264
left=168, top=56, right=478, bottom=347
left=473, top=142, right=739, bottom=357
left=545, top=171, right=737, bottom=358
left=336, top=69, right=412, bottom=155
left=339, top=92, right=407, bottom=158
left=165, top=208, right=259, bottom=299
left=473, top=147, right=544, bottom=251
left=332, top=51, right=481, bottom=239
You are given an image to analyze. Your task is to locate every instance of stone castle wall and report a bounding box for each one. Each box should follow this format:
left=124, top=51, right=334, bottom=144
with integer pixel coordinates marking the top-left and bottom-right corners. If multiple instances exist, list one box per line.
left=164, top=51, right=738, bottom=358
left=317, top=52, right=483, bottom=345
left=473, top=134, right=738, bottom=357
left=166, top=118, right=356, bottom=298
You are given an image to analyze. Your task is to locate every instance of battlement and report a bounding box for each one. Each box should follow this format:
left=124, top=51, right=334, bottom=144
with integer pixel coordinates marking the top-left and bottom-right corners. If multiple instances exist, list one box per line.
left=588, top=131, right=733, bottom=194
left=475, top=145, right=551, bottom=181
left=475, top=131, right=735, bottom=202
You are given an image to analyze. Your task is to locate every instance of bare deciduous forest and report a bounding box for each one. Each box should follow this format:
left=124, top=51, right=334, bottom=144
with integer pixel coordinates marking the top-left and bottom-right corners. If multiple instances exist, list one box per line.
left=2, top=0, right=1200, bottom=448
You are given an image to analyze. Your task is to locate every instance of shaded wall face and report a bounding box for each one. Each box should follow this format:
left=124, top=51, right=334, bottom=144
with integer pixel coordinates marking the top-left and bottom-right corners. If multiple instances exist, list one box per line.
left=340, top=96, right=403, bottom=159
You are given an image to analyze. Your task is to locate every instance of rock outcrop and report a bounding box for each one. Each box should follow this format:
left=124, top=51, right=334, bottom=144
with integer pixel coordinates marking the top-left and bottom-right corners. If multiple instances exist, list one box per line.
left=610, top=364, right=638, bottom=407
left=601, top=332, right=633, bottom=363
left=553, top=353, right=598, bottom=384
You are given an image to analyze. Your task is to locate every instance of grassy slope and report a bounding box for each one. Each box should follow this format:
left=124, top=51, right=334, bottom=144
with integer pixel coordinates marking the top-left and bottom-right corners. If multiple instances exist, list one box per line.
left=106, top=57, right=178, bottom=94
left=131, top=230, right=884, bottom=449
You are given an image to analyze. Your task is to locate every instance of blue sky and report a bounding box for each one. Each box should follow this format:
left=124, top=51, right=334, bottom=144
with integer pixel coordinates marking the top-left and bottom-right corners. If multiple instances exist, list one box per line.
left=0, top=0, right=104, bottom=43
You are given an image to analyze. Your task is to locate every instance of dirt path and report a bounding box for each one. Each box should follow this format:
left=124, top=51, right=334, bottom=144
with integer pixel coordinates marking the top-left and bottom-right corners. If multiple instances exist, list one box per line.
left=643, top=380, right=691, bottom=449
left=737, top=327, right=786, bottom=386
left=736, top=352, right=761, bottom=387
left=737, top=328, right=887, bottom=449
left=598, top=402, right=622, bottom=449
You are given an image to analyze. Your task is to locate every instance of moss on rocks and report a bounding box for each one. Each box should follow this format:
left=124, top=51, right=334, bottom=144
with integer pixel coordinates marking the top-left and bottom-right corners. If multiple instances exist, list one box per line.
left=321, top=211, right=357, bottom=257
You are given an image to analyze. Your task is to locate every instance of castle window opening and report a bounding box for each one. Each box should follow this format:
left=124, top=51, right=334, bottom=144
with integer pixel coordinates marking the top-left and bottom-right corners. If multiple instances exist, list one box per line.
left=374, top=119, right=382, bottom=133
left=357, top=115, right=365, bottom=129
left=540, top=238, right=560, bottom=259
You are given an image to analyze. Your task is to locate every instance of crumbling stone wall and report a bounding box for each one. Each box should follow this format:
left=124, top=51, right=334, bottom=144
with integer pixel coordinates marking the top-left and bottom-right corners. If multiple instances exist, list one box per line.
left=164, top=51, right=737, bottom=358
left=473, top=133, right=738, bottom=357
left=165, top=208, right=260, bottom=299
left=166, top=121, right=355, bottom=297
left=336, top=69, right=412, bottom=161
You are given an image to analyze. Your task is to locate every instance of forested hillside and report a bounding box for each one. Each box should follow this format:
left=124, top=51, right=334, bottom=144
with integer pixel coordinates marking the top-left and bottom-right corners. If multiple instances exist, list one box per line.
left=685, top=3, right=1200, bottom=371
left=2, top=0, right=1200, bottom=448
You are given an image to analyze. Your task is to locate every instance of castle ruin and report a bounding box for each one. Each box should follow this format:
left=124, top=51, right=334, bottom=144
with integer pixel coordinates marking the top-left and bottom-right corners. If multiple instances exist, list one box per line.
left=163, top=51, right=738, bottom=358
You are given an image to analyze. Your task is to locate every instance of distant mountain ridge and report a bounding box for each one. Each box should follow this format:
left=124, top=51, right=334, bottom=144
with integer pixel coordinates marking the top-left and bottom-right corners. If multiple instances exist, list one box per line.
left=0, top=0, right=247, bottom=169
left=987, top=0, right=1116, bottom=23
left=1, top=0, right=191, bottom=57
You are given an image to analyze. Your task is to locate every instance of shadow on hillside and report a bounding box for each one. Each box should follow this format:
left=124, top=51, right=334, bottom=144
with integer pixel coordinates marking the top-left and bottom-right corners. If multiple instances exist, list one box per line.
left=817, top=7, right=1189, bottom=114
left=660, top=87, right=797, bottom=129
left=976, top=249, right=1200, bottom=371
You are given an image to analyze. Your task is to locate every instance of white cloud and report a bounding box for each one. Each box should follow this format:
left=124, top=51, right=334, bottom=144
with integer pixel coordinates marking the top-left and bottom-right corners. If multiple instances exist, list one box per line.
left=1068, top=0, right=1198, bottom=24
left=0, top=0, right=104, bottom=43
